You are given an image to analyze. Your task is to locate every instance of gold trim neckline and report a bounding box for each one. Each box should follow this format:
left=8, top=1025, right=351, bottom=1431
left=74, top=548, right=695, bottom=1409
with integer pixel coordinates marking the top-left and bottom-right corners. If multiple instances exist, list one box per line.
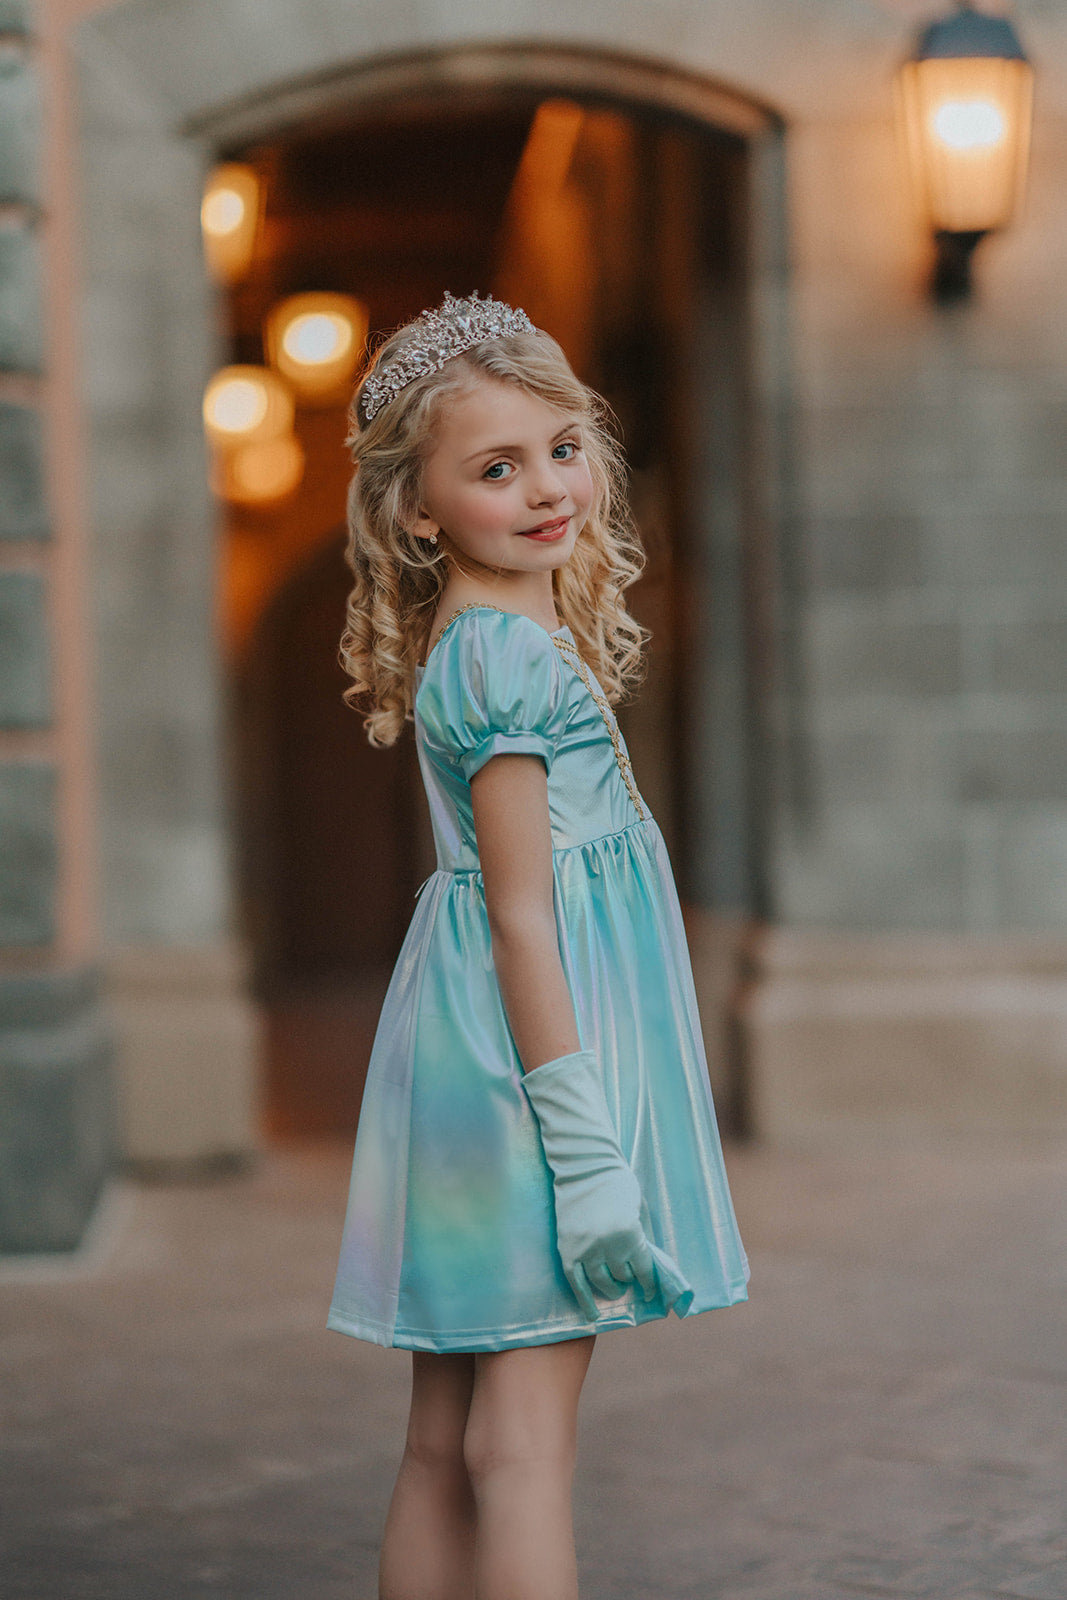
left=421, top=602, right=564, bottom=666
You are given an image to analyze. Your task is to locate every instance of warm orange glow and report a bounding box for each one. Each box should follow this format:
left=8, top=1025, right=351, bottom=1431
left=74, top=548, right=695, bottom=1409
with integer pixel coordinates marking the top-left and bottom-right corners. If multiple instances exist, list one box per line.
left=203, top=366, right=294, bottom=448
left=898, top=56, right=1033, bottom=232
left=494, top=98, right=593, bottom=372
left=266, top=293, right=368, bottom=403
left=201, top=164, right=261, bottom=283
left=511, top=100, right=585, bottom=203
left=213, top=433, right=305, bottom=506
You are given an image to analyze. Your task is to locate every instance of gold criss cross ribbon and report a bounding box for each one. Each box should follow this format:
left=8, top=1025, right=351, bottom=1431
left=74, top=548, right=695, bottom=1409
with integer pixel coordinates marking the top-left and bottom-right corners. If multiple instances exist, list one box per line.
left=551, top=635, right=648, bottom=821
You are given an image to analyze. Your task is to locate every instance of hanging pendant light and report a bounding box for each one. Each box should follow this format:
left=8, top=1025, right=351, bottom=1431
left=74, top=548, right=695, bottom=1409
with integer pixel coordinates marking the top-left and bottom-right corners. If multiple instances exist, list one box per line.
left=266, top=293, right=368, bottom=404
left=202, top=366, right=304, bottom=506
left=203, top=365, right=294, bottom=450
left=201, top=164, right=262, bottom=285
left=897, top=3, right=1034, bottom=302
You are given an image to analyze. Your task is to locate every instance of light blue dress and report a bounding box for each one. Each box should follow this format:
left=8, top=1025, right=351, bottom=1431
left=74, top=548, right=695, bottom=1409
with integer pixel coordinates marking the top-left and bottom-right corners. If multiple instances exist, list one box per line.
left=328, top=606, right=749, bottom=1352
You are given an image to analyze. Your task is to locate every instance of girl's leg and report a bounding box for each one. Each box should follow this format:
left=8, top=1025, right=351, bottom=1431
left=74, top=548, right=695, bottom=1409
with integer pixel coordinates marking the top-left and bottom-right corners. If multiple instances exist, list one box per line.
left=464, top=1335, right=595, bottom=1600
left=379, top=1350, right=478, bottom=1600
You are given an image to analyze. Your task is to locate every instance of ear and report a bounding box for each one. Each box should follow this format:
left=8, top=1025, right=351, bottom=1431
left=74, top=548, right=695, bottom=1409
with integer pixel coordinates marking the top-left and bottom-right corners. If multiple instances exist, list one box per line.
left=410, top=508, right=441, bottom=543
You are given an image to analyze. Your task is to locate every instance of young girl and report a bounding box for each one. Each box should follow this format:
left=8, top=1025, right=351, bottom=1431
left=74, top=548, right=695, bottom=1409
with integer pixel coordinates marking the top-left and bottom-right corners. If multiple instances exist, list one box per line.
left=329, top=291, right=749, bottom=1600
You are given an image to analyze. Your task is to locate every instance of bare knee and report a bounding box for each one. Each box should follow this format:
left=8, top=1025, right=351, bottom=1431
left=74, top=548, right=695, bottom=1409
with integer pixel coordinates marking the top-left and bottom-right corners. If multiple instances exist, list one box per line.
left=404, top=1417, right=469, bottom=1481
left=462, top=1338, right=593, bottom=1492
left=403, top=1352, right=475, bottom=1480
left=462, top=1409, right=576, bottom=1492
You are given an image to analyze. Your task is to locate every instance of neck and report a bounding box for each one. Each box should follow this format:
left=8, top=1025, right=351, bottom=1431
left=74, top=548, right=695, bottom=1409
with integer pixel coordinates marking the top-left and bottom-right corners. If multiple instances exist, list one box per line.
left=438, top=564, right=559, bottom=631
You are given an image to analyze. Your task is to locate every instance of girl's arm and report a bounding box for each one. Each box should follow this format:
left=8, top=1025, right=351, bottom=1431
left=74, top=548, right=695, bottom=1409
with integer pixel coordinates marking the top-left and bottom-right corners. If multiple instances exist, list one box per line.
left=474, top=751, right=692, bottom=1314
left=470, top=753, right=581, bottom=1072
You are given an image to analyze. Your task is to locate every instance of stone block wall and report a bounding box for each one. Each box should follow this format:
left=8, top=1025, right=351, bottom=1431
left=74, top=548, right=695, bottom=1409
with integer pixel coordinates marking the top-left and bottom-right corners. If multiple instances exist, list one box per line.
left=0, top=44, right=39, bottom=199
left=0, top=8, right=114, bottom=1252
left=0, top=763, right=56, bottom=944
left=0, top=3, right=30, bottom=32
left=70, top=13, right=261, bottom=1168
left=0, top=227, right=41, bottom=368
left=774, top=111, right=1067, bottom=936
left=0, top=401, right=49, bottom=538
left=0, top=570, right=50, bottom=724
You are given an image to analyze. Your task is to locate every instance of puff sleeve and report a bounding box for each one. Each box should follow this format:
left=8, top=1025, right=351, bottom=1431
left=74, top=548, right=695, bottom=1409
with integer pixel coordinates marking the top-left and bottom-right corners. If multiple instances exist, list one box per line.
left=418, top=609, right=569, bottom=782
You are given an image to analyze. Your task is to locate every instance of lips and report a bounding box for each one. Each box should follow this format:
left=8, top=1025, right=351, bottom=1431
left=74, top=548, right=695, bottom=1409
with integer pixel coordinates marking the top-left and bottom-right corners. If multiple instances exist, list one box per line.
left=521, top=516, right=570, bottom=543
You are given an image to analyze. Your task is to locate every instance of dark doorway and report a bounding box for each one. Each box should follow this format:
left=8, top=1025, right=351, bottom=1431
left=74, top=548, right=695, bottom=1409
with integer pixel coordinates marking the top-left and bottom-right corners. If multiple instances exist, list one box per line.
left=222, top=89, right=759, bottom=1136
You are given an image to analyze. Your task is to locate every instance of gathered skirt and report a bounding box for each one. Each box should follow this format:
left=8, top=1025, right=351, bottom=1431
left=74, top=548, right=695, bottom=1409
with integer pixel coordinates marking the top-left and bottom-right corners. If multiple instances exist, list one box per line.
left=328, top=817, right=749, bottom=1353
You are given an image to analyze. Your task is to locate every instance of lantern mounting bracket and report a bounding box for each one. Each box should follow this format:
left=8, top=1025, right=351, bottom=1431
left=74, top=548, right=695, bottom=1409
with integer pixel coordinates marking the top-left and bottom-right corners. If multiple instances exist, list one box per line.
left=932, top=229, right=986, bottom=305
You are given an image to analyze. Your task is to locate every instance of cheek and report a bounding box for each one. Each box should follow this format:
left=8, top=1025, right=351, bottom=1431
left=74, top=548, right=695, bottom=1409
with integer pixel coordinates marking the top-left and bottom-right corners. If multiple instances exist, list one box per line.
left=459, top=489, right=513, bottom=536
left=574, top=461, right=595, bottom=510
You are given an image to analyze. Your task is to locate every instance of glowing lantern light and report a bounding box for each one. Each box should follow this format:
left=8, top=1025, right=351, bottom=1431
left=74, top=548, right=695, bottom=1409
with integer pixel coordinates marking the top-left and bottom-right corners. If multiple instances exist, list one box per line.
left=266, top=293, right=368, bottom=403
left=203, top=366, right=294, bottom=450
left=932, top=98, right=1005, bottom=152
left=212, top=433, right=305, bottom=507
left=201, top=164, right=261, bottom=284
left=897, top=3, right=1033, bottom=302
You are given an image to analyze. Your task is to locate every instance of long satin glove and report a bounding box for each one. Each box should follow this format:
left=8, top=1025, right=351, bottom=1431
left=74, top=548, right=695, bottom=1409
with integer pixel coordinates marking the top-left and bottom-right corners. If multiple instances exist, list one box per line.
left=521, top=1049, right=694, bottom=1321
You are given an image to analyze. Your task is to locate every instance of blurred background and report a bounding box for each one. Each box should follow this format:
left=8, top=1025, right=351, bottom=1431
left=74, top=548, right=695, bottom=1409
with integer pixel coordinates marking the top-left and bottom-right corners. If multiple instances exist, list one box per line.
left=4, top=6, right=1067, bottom=1598
left=2, top=0, right=1067, bottom=1248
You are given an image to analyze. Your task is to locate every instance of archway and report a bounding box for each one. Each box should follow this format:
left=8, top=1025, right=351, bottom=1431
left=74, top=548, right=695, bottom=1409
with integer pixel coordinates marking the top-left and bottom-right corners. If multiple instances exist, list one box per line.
left=223, top=85, right=777, bottom=1135
left=76, top=25, right=789, bottom=1154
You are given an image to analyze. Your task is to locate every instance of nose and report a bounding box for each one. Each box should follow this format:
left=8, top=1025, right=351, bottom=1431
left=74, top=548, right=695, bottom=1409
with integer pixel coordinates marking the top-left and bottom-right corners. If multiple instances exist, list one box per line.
left=528, top=456, right=566, bottom=508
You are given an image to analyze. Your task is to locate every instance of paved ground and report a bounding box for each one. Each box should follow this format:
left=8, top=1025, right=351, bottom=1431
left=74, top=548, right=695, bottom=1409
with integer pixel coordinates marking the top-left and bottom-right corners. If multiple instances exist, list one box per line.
left=2, top=1133, right=1065, bottom=1599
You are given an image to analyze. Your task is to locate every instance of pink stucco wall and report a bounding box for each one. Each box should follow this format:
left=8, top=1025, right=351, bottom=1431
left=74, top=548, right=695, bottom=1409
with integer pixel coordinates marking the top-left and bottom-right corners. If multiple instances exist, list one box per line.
left=31, top=0, right=124, bottom=960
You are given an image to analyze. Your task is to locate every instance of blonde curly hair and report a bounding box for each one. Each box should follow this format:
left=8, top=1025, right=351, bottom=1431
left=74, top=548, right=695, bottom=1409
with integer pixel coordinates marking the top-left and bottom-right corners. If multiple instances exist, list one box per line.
left=341, top=316, right=647, bottom=747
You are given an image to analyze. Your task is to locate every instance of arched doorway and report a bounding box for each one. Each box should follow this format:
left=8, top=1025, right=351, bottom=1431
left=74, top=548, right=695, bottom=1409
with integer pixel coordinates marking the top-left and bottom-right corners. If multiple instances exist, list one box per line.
left=77, top=24, right=789, bottom=1158
left=220, top=81, right=777, bottom=1136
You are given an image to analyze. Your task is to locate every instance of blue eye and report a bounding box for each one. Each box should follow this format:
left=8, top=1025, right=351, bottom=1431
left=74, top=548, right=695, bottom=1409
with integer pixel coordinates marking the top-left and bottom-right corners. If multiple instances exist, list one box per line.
left=484, top=461, right=512, bottom=480
left=553, top=441, right=578, bottom=460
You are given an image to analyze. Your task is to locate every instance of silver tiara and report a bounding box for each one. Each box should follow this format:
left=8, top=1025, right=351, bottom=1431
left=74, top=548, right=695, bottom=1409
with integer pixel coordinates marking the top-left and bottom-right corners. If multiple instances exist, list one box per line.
left=358, top=291, right=535, bottom=422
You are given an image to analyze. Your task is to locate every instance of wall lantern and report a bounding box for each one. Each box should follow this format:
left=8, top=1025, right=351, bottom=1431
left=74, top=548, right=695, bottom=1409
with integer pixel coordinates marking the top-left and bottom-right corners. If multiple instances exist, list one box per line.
left=897, top=2, right=1033, bottom=303
left=201, top=163, right=262, bottom=285
left=266, top=292, right=368, bottom=403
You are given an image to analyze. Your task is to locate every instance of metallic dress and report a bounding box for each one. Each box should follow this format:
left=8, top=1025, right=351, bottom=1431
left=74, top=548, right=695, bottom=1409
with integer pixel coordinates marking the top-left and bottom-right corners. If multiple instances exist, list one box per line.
left=328, top=605, right=749, bottom=1352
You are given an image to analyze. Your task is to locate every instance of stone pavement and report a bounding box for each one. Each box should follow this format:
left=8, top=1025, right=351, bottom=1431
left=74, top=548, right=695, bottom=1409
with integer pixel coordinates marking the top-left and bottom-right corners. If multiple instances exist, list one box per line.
left=2, top=1134, right=1065, bottom=1600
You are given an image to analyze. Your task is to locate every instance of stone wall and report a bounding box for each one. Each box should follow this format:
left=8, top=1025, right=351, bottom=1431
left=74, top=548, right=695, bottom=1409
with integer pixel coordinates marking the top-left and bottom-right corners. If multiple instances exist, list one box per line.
left=72, top=18, right=261, bottom=1170
left=775, top=108, right=1067, bottom=936
left=0, top=0, right=115, bottom=1250
left=745, top=95, right=1067, bottom=1140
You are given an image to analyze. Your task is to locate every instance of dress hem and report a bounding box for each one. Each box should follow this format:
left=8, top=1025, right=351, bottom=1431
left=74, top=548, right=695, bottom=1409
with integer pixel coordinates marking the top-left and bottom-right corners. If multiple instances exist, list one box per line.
left=327, top=1278, right=749, bottom=1353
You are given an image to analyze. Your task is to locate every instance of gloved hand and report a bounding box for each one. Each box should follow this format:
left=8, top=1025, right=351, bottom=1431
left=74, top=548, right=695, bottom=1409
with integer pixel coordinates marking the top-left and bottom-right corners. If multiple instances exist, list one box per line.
left=521, top=1049, right=693, bottom=1321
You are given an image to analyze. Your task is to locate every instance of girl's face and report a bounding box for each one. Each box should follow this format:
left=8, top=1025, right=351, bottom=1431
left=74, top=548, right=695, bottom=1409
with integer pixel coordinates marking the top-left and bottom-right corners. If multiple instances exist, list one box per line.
left=412, top=378, right=594, bottom=576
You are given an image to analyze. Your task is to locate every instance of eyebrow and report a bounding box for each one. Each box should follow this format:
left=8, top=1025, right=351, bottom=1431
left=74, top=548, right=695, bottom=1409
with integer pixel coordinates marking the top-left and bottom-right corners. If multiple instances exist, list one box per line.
left=461, top=420, right=581, bottom=467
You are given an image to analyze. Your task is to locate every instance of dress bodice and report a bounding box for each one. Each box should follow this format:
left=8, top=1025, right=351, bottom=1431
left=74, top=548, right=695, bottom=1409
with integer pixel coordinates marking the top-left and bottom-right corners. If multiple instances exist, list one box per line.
left=414, top=608, right=647, bottom=874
